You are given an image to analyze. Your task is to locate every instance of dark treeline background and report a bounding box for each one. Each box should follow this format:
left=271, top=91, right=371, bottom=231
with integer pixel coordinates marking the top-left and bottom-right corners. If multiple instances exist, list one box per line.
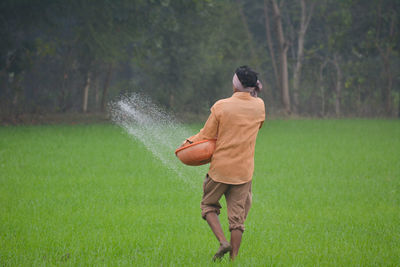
left=1, top=0, right=399, bottom=122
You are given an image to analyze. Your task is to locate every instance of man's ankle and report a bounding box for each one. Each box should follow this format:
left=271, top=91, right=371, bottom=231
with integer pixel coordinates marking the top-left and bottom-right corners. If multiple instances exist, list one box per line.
left=219, top=240, right=230, bottom=246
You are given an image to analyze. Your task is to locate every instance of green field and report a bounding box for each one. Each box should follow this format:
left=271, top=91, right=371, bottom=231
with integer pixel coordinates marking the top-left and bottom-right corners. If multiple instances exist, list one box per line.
left=1, top=120, right=399, bottom=266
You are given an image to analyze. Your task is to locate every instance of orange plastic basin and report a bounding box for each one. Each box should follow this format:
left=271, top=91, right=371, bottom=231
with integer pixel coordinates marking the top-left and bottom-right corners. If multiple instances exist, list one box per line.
left=175, top=139, right=216, bottom=166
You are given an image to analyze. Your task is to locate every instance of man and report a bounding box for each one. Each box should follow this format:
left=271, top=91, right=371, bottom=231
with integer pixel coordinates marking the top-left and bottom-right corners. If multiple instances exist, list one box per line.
left=184, top=66, right=265, bottom=261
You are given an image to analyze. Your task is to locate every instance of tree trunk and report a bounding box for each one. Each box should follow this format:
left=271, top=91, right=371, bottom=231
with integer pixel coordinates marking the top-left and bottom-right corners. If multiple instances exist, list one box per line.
left=384, top=59, right=393, bottom=115
left=384, top=54, right=393, bottom=116
left=292, top=0, right=315, bottom=114
left=1, top=53, right=14, bottom=118
left=263, top=0, right=280, bottom=93
left=82, top=71, right=91, bottom=113
left=59, top=46, right=74, bottom=112
left=376, top=48, right=393, bottom=116
left=398, top=94, right=400, bottom=118
left=375, top=7, right=396, bottom=116
left=0, top=69, right=8, bottom=114
left=332, top=54, right=342, bottom=117
left=101, top=62, right=113, bottom=112
left=357, top=84, right=361, bottom=116
left=281, top=47, right=290, bottom=113
left=380, top=44, right=394, bottom=117
left=95, top=78, right=100, bottom=110
left=236, top=0, right=260, bottom=69
left=318, top=60, right=328, bottom=117
left=59, top=73, right=68, bottom=112
left=272, top=0, right=291, bottom=114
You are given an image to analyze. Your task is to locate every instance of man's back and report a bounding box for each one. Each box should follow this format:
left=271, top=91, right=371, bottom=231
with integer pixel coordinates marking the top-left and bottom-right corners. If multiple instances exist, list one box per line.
left=189, top=91, right=265, bottom=184
left=208, top=92, right=265, bottom=184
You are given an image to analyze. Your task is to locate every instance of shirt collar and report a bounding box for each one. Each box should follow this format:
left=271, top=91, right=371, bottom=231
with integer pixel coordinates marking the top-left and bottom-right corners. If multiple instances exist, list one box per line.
left=232, top=91, right=252, bottom=99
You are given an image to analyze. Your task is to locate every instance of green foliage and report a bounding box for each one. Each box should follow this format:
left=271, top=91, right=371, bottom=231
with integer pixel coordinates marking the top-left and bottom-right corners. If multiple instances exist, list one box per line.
left=0, top=0, right=399, bottom=117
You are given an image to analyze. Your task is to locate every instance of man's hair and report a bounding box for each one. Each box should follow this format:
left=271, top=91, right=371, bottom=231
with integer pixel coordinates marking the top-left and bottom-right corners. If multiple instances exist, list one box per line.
left=235, top=66, right=258, bottom=88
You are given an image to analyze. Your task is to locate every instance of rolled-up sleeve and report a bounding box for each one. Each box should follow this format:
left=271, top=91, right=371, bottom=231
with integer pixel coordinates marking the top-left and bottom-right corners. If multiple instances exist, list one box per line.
left=188, top=106, right=219, bottom=143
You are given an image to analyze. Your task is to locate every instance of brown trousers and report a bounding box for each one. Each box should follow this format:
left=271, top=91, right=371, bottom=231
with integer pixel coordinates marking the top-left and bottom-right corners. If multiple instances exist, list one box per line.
left=201, top=174, right=252, bottom=232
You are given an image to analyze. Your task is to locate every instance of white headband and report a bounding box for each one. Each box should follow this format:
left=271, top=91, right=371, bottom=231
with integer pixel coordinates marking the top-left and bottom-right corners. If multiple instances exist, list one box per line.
left=232, top=73, right=263, bottom=97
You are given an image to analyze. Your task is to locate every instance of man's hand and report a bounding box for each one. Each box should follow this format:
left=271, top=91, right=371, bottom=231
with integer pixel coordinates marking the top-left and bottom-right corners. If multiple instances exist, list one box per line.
left=179, top=139, right=193, bottom=148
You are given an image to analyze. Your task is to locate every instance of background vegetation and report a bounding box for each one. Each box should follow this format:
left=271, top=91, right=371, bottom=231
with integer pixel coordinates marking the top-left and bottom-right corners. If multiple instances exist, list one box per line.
left=1, top=0, right=399, bottom=123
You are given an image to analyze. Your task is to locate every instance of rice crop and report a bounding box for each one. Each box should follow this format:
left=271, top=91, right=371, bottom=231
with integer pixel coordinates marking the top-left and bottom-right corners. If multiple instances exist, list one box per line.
left=0, top=119, right=399, bottom=266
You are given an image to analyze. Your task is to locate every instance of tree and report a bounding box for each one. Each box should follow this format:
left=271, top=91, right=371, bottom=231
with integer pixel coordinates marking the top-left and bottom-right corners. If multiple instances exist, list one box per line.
left=291, top=0, right=315, bottom=114
left=271, top=0, right=291, bottom=114
left=1, top=0, right=399, bottom=120
left=263, top=0, right=281, bottom=98
left=370, top=0, right=399, bottom=115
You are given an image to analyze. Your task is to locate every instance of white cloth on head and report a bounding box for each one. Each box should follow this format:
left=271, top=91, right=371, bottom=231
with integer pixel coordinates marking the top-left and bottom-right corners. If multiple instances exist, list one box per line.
left=232, top=73, right=262, bottom=97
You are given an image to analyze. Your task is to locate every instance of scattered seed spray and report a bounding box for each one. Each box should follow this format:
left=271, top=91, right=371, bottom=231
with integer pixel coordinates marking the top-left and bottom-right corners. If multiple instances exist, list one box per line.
left=109, top=93, right=207, bottom=188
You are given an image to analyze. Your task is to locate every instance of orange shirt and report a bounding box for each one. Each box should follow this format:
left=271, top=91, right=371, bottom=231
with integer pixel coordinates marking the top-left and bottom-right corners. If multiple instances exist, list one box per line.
left=188, top=92, right=265, bottom=184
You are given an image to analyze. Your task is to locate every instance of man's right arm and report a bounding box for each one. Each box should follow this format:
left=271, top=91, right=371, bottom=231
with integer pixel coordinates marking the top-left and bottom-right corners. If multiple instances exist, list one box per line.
left=186, top=106, right=219, bottom=144
left=188, top=112, right=218, bottom=142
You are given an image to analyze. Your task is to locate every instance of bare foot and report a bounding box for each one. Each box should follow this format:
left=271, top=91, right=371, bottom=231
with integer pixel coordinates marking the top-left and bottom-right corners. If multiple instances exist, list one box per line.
left=212, top=241, right=232, bottom=261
